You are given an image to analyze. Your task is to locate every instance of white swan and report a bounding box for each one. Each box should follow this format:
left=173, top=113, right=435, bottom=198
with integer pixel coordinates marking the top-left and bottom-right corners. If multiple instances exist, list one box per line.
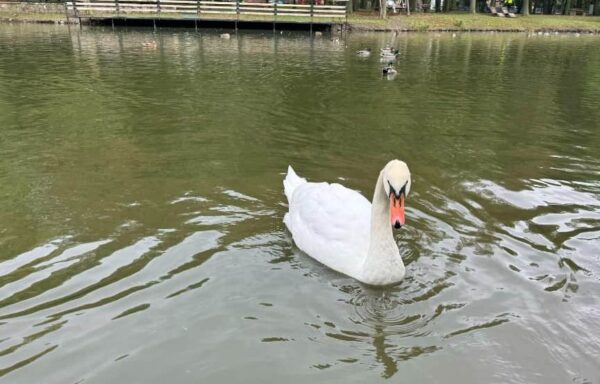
left=283, top=160, right=411, bottom=286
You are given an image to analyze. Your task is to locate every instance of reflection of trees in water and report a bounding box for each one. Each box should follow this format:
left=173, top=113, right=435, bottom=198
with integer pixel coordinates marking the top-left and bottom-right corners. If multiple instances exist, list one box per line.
left=1, top=26, right=599, bottom=257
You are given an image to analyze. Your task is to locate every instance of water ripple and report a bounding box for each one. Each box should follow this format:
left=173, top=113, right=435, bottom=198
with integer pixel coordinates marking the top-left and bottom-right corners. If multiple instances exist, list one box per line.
left=1, top=25, right=599, bottom=383
left=350, top=291, right=428, bottom=337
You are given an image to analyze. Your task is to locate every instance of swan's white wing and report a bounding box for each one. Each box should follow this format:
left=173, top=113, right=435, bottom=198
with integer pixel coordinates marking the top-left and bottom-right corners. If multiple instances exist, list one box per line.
left=284, top=182, right=371, bottom=278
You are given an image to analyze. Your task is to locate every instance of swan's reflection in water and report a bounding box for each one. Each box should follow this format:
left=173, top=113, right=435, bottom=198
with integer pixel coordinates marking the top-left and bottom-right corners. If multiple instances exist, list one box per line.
left=2, top=24, right=600, bottom=383
left=351, top=289, right=427, bottom=337
left=350, top=288, right=437, bottom=378
left=344, top=286, right=440, bottom=378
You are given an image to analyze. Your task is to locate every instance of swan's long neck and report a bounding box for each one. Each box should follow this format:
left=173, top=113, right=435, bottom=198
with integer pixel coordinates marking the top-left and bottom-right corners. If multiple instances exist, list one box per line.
left=360, top=172, right=406, bottom=285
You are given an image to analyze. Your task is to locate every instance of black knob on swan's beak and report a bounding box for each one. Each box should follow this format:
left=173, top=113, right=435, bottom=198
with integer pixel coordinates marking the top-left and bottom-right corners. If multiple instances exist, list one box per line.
left=394, top=221, right=402, bottom=229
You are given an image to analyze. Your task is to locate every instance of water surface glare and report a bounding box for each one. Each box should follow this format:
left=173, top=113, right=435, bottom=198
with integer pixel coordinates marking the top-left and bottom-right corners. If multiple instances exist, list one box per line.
left=1, top=24, right=600, bottom=383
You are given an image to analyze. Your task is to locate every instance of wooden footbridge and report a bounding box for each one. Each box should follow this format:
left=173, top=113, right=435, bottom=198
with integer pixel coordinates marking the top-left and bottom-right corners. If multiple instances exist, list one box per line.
left=66, top=0, right=348, bottom=30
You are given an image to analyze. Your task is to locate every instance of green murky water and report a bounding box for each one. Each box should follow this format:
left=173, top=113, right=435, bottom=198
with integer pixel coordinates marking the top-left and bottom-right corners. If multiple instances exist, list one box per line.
left=1, top=23, right=599, bottom=383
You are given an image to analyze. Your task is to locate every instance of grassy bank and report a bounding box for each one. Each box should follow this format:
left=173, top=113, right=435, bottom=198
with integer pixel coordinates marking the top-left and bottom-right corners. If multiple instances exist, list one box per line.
left=0, top=2, right=70, bottom=23
left=348, top=13, right=600, bottom=32
left=0, top=11, right=67, bottom=23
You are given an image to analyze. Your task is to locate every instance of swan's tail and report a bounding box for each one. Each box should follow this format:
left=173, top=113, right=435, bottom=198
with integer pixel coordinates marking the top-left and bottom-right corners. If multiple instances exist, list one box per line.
left=283, top=165, right=307, bottom=203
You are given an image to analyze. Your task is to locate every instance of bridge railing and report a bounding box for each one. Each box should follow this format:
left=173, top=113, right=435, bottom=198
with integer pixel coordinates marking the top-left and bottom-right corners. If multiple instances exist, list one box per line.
left=66, top=0, right=347, bottom=20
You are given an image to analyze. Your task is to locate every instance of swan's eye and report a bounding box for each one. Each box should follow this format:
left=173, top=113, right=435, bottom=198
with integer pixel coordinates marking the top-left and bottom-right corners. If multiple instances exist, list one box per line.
left=388, top=180, right=407, bottom=199
left=385, top=180, right=393, bottom=196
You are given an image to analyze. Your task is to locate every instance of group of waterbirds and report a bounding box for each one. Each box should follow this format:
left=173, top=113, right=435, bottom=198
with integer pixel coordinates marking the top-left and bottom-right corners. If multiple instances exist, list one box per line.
left=356, top=46, right=400, bottom=77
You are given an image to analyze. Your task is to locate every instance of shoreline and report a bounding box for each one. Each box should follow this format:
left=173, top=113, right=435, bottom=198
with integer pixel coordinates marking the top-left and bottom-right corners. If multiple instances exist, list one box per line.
left=347, top=13, right=600, bottom=33
left=1, top=3, right=598, bottom=33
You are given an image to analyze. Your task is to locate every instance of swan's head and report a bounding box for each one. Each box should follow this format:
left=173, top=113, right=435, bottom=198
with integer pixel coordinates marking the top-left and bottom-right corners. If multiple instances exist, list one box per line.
left=382, top=160, right=411, bottom=229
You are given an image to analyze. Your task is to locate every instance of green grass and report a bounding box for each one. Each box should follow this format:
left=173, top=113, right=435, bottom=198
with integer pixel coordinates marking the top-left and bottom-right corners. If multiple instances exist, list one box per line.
left=0, top=11, right=67, bottom=22
left=348, top=13, right=600, bottom=32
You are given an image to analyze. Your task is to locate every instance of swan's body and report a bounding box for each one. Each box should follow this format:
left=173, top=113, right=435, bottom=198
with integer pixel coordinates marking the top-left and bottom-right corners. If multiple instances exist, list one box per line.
left=283, top=160, right=411, bottom=286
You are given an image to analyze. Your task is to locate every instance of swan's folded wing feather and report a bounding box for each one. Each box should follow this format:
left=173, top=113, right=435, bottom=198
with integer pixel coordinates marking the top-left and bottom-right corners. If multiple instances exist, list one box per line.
left=285, top=182, right=371, bottom=278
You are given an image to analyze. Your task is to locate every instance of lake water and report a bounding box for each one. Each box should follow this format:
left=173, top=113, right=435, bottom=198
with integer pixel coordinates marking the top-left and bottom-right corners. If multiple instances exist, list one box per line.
left=1, top=23, right=599, bottom=383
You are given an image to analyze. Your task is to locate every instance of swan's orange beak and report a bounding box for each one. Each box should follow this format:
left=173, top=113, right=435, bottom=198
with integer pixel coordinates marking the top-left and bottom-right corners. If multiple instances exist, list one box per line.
left=390, top=192, right=405, bottom=229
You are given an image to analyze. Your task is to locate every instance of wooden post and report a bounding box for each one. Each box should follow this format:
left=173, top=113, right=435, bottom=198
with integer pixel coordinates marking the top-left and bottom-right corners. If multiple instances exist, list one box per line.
left=157, top=0, right=161, bottom=27
left=74, top=0, right=81, bottom=28
left=116, top=0, right=120, bottom=15
left=273, top=2, right=277, bottom=32
left=236, top=0, right=240, bottom=32
left=196, top=0, right=200, bottom=30
left=70, top=0, right=81, bottom=26
left=310, top=0, right=314, bottom=34
left=64, top=2, right=69, bottom=23
left=345, top=0, right=349, bottom=30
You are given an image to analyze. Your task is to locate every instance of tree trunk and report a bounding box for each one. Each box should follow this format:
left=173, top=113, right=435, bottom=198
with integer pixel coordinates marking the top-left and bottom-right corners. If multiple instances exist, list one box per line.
left=435, top=0, right=441, bottom=11
left=379, top=0, right=387, bottom=18
left=562, top=0, right=571, bottom=14
left=542, top=0, right=552, bottom=14
left=522, top=0, right=529, bottom=14
left=416, top=0, right=422, bottom=13
left=594, top=0, right=600, bottom=15
left=470, top=0, right=476, bottom=12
